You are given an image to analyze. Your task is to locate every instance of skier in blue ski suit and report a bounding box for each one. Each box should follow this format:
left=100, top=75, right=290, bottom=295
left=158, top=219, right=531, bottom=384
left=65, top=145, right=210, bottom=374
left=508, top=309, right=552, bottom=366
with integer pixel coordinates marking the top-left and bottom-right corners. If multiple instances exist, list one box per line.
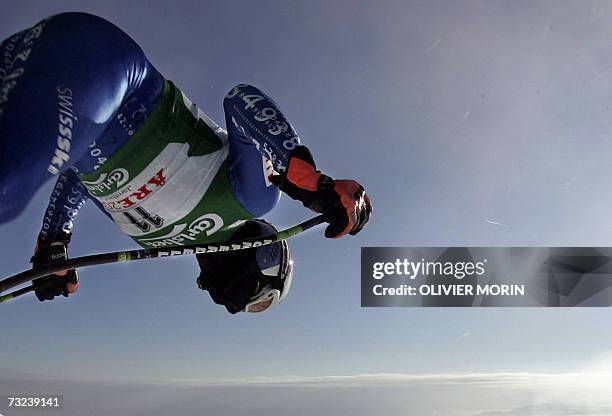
left=0, top=13, right=371, bottom=313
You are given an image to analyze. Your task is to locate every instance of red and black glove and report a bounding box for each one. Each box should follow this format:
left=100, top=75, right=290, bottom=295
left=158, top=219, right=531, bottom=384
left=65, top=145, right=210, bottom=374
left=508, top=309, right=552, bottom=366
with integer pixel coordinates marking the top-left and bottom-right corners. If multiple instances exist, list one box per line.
left=270, top=146, right=372, bottom=238
left=31, top=234, right=79, bottom=302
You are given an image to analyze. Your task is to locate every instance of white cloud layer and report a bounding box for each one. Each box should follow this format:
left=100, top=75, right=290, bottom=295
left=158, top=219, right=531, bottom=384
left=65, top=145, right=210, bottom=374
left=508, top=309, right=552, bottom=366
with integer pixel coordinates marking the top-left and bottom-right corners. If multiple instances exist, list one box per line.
left=2, top=354, right=612, bottom=416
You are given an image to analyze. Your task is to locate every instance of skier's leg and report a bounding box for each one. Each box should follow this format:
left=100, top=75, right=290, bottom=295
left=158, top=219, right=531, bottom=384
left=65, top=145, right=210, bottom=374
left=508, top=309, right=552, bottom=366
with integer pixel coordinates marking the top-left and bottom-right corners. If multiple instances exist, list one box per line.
left=0, top=12, right=163, bottom=224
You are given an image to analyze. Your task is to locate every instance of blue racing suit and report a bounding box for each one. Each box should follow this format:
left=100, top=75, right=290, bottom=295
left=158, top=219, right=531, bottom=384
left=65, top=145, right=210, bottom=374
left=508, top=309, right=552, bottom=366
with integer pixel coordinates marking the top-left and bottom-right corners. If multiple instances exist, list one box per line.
left=0, top=12, right=302, bottom=244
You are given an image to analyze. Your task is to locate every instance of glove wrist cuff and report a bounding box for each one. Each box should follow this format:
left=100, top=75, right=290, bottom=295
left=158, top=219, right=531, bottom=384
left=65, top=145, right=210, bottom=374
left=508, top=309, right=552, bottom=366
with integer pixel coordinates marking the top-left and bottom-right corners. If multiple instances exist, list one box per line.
left=285, top=159, right=321, bottom=191
left=36, top=232, right=72, bottom=250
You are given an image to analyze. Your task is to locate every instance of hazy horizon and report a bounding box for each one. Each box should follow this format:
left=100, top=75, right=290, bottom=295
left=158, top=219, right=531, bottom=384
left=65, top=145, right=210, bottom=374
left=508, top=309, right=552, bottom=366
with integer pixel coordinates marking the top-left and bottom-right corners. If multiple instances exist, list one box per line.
left=3, top=354, right=612, bottom=415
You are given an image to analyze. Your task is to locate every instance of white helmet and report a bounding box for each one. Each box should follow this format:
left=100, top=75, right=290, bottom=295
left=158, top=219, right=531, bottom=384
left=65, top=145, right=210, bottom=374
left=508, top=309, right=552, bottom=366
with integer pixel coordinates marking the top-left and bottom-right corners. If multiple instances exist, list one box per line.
left=196, top=219, right=294, bottom=314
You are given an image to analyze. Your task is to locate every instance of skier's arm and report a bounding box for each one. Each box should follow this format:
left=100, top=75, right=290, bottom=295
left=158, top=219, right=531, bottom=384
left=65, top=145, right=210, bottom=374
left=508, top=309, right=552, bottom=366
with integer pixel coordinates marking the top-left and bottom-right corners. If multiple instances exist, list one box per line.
left=223, top=84, right=301, bottom=174
left=32, top=169, right=86, bottom=301
left=38, top=168, right=88, bottom=243
left=223, top=84, right=372, bottom=238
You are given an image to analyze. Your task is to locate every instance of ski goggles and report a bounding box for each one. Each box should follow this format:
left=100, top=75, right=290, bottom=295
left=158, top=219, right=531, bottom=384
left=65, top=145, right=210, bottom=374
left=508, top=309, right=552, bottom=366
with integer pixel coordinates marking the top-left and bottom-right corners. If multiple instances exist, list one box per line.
left=243, top=241, right=293, bottom=313
left=244, top=288, right=281, bottom=313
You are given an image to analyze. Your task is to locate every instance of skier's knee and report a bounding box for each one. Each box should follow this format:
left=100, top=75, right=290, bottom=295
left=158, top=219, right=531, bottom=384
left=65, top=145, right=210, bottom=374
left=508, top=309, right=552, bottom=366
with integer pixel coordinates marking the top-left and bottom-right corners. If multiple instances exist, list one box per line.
left=49, top=12, right=120, bottom=34
left=48, top=12, right=137, bottom=55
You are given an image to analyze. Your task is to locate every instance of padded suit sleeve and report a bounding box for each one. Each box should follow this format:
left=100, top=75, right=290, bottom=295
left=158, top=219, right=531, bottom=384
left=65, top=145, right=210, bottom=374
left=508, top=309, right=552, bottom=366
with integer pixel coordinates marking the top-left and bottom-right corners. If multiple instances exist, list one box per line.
left=38, top=169, right=88, bottom=243
left=223, top=84, right=303, bottom=175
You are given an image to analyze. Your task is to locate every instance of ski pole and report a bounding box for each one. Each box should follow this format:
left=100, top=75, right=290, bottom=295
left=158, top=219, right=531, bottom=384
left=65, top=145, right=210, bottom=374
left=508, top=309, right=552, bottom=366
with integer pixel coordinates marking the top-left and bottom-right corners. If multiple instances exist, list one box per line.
left=0, top=215, right=325, bottom=301
left=0, top=285, right=35, bottom=303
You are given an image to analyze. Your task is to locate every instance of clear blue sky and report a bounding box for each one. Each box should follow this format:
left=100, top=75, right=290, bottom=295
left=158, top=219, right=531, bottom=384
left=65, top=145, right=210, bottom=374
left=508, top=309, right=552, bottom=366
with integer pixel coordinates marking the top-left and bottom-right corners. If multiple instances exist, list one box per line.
left=2, top=0, right=612, bottom=386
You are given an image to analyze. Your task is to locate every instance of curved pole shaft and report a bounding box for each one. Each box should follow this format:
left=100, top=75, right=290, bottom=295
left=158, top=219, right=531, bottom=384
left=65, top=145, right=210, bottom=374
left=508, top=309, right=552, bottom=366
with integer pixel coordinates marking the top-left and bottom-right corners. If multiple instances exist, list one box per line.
left=0, top=215, right=325, bottom=301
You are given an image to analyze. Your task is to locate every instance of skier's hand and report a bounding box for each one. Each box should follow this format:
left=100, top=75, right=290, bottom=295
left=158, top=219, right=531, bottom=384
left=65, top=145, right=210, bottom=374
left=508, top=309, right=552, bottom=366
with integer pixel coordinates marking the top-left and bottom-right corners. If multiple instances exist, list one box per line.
left=31, top=235, right=79, bottom=302
left=270, top=146, right=372, bottom=238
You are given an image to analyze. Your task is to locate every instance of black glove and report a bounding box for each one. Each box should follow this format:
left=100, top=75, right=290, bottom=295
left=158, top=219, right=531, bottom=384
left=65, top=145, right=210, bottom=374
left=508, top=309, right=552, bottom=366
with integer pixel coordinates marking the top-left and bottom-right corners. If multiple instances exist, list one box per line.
left=31, top=235, right=79, bottom=302
left=270, top=146, right=372, bottom=238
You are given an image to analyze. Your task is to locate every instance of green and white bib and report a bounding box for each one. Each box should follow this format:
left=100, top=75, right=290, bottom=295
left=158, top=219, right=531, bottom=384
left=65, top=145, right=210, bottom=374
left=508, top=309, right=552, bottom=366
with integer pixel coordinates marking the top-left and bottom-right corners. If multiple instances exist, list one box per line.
left=78, top=81, right=253, bottom=248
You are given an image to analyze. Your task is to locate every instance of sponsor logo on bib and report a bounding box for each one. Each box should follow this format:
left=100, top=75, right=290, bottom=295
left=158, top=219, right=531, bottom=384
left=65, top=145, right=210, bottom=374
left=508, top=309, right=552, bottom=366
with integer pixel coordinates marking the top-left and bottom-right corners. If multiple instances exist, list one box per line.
left=140, top=213, right=224, bottom=247
left=82, top=168, right=130, bottom=195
